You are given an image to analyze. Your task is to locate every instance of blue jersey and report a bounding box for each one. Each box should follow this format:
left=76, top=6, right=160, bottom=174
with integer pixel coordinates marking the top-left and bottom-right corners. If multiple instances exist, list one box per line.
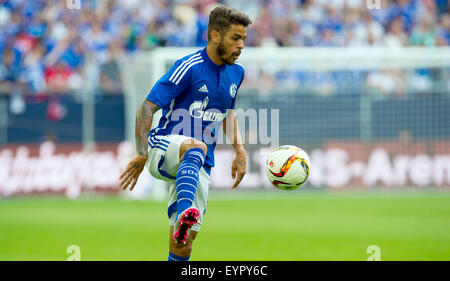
left=146, top=47, right=245, bottom=173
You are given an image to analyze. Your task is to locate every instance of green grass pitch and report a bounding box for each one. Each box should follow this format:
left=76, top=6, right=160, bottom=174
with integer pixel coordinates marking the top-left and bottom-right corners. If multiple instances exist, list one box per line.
left=0, top=190, right=449, bottom=261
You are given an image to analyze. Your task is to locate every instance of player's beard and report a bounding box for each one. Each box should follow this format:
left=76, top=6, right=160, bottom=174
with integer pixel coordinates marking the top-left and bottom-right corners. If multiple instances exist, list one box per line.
left=217, top=39, right=238, bottom=65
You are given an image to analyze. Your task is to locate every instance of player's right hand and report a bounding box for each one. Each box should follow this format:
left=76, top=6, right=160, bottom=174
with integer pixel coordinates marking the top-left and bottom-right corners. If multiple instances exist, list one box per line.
left=231, top=150, right=247, bottom=189
left=119, top=154, right=148, bottom=191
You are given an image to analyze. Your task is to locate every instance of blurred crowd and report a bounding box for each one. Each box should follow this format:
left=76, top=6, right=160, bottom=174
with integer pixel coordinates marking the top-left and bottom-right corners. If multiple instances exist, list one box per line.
left=0, top=0, right=449, bottom=102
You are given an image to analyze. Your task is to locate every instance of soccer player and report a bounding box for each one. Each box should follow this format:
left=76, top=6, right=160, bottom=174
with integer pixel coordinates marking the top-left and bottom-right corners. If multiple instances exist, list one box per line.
left=119, top=6, right=252, bottom=261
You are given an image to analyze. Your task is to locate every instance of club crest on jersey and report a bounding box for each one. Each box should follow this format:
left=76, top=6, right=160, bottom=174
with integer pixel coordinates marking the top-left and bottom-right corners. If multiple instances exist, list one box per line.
left=188, top=96, right=226, bottom=122
left=229, top=83, right=237, bottom=98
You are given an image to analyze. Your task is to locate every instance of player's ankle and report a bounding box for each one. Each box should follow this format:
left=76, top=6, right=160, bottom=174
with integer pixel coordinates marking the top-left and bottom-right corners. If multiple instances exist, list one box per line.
left=168, top=251, right=191, bottom=261
left=171, top=244, right=192, bottom=256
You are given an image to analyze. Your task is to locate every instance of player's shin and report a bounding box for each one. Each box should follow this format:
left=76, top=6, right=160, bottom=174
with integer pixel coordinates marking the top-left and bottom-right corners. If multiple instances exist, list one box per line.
left=175, top=148, right=205, bottom=218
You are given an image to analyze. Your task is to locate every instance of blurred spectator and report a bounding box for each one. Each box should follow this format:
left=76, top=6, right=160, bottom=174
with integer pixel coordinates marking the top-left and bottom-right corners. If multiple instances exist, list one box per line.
left=140, top=19, right=161, bottom=50
left=391, top=0, right=418, bottom=33
left=99, top=41, right=124, bottom=96
left=44, top=61, right=77, bottom=95
left=82, top=19, right=112, bottom=64
left=23, top=43, right=46, bottom=95
left=315, top=28, right=339, bottom=46
left=410, top=13, right=438, bottom=46
left=384, top=17, right=409, bottom=46
left=436, top=13, right=450, bottom=45
left=0, top=49, right=18, bottom=95
left=361, top=10, right=385, bottom=46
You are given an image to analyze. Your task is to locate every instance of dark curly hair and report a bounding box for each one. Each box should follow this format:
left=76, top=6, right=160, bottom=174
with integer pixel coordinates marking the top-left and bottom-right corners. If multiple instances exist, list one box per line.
left=207, top=6, right=252, bottom=41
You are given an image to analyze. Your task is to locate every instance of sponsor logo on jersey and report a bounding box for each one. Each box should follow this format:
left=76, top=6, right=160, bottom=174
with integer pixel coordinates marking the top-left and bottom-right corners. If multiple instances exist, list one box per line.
left=188, top=96, right=226, bottom=122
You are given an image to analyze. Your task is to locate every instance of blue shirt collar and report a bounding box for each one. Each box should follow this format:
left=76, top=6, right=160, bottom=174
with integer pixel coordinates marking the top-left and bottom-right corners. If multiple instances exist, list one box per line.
left=201, top=47, right=226, bottom=72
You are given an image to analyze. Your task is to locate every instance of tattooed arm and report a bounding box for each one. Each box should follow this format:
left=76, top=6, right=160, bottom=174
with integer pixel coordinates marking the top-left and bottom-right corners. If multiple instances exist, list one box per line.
left=120, top=100, right=160, bottom=191
left=135, top=100, right=160, bottom=157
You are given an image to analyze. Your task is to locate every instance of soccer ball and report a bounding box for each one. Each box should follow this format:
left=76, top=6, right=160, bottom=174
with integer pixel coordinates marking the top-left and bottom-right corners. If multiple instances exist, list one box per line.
left=265, top=145, right=310, bottom=190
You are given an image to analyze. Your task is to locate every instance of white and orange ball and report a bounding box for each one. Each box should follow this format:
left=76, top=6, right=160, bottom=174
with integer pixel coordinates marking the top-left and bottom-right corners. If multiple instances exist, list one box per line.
left=265, top=145, right=310, bottom=190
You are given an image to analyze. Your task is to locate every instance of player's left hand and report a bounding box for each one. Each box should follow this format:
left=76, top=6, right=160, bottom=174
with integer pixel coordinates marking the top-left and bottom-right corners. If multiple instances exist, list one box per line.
left=119, top=154, right=147, bottom=191
left=231, top=150, right=246, bottom=189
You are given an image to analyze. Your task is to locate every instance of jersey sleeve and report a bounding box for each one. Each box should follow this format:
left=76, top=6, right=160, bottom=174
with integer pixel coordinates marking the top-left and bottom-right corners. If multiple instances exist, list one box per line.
left=146, top=59, right=192, bottom=108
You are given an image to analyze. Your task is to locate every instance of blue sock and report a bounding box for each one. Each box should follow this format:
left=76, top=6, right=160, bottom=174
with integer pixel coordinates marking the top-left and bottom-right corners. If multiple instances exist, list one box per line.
left=168, top=251, right=190, bottom=261
left=175, top=148, right=205, bottom=219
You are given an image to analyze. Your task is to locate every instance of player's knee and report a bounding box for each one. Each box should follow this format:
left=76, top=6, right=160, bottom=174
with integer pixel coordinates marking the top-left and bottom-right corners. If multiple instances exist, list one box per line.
left=180, top=139, right=207, bottom=160
left=193, top=141, right=207, bottom=155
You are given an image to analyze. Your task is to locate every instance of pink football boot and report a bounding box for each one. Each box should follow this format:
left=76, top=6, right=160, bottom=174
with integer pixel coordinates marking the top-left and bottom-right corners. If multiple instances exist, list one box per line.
left=173, top=207, right=200, bottom=245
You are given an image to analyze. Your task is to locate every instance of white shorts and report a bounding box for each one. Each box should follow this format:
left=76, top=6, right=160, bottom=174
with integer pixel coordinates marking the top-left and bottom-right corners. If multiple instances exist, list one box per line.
left=145, top=133, right=211, bottom=232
